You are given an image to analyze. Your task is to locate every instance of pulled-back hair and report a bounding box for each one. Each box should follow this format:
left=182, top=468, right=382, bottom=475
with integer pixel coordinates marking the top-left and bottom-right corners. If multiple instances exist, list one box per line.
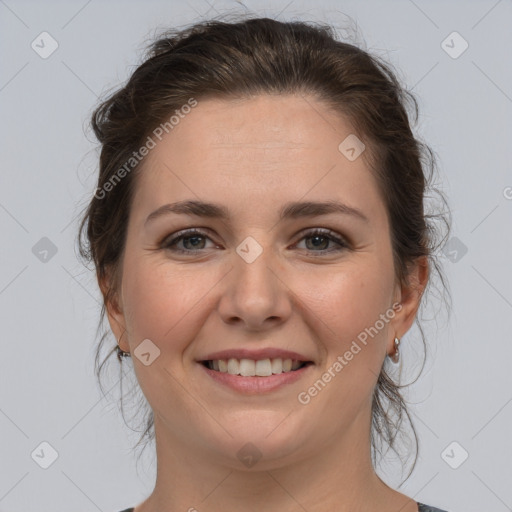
left=78, top=14, right=451, bottom=481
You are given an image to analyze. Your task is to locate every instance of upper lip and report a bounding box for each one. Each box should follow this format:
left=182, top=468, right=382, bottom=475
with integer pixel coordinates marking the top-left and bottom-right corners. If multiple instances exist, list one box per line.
left=198, top=348, right=313, bottom=363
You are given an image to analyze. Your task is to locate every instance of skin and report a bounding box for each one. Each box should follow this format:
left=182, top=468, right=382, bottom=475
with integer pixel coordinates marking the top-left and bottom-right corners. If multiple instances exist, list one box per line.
left=103, top=94, right=428, bottom=512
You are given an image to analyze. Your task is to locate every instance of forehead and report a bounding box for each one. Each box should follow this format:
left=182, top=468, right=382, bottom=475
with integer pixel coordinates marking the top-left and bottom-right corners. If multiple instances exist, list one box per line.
left=132, top=94, right=384, bottom=224
left=156, top=94, right=351, bottom=151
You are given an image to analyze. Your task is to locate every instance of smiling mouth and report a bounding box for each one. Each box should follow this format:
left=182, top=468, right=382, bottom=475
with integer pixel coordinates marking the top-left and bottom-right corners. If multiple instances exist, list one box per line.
left=200, top=358, right=313, bottom=377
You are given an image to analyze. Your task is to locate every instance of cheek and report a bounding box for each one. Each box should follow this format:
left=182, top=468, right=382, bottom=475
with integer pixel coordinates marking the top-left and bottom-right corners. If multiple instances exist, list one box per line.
left=120, top=254, right=219, bottom=349
left=302, top=258, right=394, bottom=366
left=119, top=255, right=219, bottom=419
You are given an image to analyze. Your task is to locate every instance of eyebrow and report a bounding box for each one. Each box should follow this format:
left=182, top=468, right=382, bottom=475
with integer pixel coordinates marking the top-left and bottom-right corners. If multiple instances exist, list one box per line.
left=145, top=199, right=369, bottom=226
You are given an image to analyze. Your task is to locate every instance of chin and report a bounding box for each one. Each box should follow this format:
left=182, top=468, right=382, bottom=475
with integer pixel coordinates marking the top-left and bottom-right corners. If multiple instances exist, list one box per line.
left=199, top=410, right=313, bottom=469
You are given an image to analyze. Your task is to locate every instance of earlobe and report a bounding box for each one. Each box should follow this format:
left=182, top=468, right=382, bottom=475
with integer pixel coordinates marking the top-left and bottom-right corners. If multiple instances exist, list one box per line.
left=98, top=269, right=128, bottom=351
left=392, top=256, right=429, bottom=340
left=105, top=300, right=129, bottom=351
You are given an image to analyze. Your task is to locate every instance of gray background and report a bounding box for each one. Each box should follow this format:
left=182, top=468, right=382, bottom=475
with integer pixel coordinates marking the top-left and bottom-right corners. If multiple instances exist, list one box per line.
left=1, top=1, right=511, bottom=511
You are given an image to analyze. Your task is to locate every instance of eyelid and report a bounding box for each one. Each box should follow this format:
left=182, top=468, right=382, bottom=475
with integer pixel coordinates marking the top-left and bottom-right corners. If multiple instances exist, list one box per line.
left=294, top=226, right=348, bottom=244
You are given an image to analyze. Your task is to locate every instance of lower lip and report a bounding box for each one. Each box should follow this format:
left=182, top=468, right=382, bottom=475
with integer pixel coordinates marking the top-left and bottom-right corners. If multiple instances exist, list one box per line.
left=198, top=363, right=313, bottom=394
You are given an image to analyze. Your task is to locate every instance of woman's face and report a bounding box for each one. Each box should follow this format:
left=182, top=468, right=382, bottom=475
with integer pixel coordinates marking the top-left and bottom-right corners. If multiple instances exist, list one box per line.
left=106, top=94, right=422, bottom=468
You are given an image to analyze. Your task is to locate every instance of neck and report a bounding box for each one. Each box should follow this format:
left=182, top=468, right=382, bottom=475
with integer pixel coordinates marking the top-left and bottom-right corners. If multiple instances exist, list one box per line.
left=135, top=407, right=417, bottom=512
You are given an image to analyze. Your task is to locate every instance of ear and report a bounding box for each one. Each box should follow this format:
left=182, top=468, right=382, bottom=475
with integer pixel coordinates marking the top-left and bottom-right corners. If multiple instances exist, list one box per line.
left=98, top=267, right=129, bottom=352
left=389, top=255, right=429, bottom=351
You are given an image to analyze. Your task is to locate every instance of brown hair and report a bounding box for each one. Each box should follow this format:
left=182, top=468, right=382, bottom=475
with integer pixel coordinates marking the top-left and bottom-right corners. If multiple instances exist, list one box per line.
left=77, top=14, right=451, bottom=479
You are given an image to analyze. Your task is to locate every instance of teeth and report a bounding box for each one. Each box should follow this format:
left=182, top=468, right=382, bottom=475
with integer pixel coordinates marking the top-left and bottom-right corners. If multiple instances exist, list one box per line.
left=255, top=359, right=272, bottom=376
left=271, top=358, right=283, bottom=374
left=239, top=358, right=256, bottom=376
left=227, top=358, right=239, bottom=375
left=207, top=358, right=306, bottom=376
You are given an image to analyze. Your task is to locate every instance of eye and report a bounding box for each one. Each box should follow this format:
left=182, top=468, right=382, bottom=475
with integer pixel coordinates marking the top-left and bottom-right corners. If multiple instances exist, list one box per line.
left=160, top=227, right=349, bottom=256
left=294, top=228, right=349, bottom=254
left=160, top=229, right=216, bottom=254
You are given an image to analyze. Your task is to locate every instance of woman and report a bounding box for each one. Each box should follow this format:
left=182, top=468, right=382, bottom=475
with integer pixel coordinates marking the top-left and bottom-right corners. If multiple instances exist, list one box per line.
left=79, top=15, right=451, bottom=512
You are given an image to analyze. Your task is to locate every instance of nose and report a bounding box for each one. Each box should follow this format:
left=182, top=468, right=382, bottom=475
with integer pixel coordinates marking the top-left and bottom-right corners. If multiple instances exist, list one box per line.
left=217, top=245, right=293, bottom=332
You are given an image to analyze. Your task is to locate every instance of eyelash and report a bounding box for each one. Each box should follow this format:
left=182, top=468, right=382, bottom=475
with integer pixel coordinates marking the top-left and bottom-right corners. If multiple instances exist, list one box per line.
left=160, top=228, right=349, bottom=256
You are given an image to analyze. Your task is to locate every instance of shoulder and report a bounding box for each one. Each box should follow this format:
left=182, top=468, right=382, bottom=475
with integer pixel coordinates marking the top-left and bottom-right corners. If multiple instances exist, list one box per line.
left=418, top=503, right=450, bottom=512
